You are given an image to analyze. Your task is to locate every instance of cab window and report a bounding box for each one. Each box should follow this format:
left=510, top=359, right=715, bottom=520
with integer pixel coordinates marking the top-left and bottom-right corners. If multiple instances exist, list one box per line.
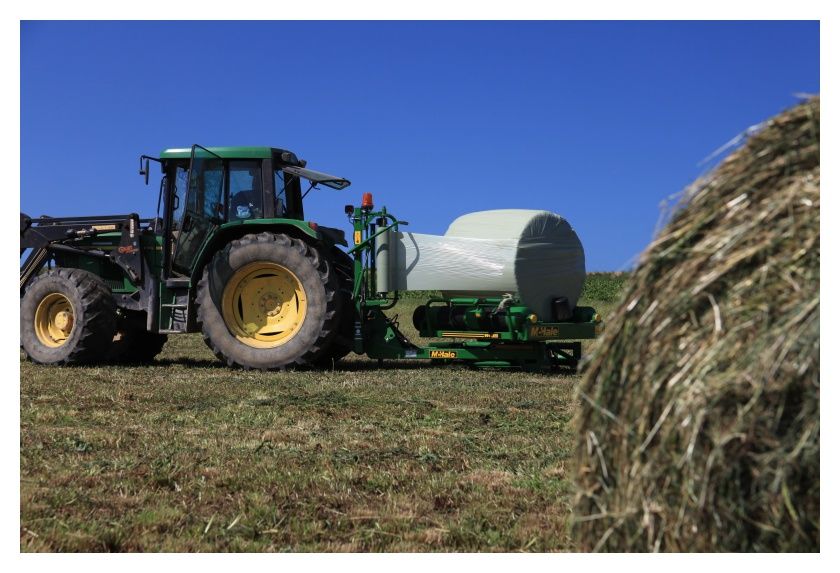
left=172, top=165, right=189, bottom=231
left=229, top=161, right=263, bottom=220
left=274, top=170, right=288, bottom=217
left=274, top=169, right=303, bottom=219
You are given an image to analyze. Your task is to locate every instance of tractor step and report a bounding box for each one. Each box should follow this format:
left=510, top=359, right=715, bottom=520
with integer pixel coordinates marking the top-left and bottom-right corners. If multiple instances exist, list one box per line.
left=165, top=278, right=190, bottom=288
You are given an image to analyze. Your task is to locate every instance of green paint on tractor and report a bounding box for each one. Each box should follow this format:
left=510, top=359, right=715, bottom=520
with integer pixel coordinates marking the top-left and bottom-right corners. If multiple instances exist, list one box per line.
left=20, top=144, right=602, bottom=371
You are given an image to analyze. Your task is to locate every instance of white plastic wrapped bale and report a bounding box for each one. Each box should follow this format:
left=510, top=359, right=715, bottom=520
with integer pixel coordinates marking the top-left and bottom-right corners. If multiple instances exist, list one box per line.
left=375, top=209, right=586, bottom=320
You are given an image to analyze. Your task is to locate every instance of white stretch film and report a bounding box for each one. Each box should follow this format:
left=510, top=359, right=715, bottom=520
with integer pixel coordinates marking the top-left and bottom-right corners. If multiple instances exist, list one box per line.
left=374, top=223, right=392, bottom=294
left=388, top=233, right=518, bottom=292
left=378, top=209, right=586, bottom=319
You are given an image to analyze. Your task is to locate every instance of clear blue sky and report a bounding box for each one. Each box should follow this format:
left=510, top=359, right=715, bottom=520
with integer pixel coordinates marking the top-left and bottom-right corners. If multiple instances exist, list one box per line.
left=21, top=21, right=819, bottom=270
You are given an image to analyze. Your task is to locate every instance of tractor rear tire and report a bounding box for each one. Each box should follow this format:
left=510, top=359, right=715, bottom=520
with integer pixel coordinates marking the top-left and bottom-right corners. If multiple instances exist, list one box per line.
left=196, top=232, right=340, bottom=370
left=20, top=268, right=117, bottom=365
left=316, top=247, right=355, bottom=368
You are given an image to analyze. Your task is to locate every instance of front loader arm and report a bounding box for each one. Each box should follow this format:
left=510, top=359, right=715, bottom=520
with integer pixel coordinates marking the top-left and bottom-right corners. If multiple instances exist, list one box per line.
left=20, top=213, right=148, bottom=293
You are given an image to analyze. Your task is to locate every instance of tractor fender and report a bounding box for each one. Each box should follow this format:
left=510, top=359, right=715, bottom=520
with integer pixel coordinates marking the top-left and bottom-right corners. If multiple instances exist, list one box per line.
left=189, top=219, right=327, bottom=286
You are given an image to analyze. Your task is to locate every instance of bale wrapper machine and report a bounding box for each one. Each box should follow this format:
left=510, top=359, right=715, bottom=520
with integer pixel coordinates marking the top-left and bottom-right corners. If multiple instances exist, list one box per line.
left=344, top=196, right=603, bottom=371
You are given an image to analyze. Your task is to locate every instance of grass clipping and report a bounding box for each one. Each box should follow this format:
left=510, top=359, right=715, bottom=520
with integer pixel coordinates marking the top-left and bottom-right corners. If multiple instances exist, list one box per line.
left=573, top=97, right=819, bottom=552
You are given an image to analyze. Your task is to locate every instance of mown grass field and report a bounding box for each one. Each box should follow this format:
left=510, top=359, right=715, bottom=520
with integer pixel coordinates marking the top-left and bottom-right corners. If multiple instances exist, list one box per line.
left=20, top=273, right=626, bottom=552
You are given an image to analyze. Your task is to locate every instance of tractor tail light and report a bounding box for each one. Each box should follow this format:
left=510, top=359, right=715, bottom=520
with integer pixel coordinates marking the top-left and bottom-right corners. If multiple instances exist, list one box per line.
left=361, top=193, right=374, bottom=209
left=308, top=221, right=318, bottom=231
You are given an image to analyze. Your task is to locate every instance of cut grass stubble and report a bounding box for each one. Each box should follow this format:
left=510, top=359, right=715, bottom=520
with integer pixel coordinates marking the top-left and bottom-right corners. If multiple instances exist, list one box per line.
left=21, top=288, right=622, bottom=552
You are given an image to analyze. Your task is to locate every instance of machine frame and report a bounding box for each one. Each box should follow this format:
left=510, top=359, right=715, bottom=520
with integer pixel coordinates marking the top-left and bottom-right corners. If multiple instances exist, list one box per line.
left=344, top=199, right=602, bottom=370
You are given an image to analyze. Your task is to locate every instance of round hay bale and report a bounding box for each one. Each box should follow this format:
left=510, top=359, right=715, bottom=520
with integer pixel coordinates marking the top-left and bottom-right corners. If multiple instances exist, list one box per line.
left=572, top=97, right=819, bottom=552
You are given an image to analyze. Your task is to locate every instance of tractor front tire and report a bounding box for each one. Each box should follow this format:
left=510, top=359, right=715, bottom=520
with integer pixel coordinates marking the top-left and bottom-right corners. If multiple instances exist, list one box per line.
left=196, top=232, right=340, bottom=370
left=20, top=268, right=118, bottom=365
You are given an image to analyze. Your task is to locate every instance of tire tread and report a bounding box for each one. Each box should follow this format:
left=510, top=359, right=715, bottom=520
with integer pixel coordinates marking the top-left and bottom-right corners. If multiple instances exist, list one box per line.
left=195, top=232, right=340, bottom=370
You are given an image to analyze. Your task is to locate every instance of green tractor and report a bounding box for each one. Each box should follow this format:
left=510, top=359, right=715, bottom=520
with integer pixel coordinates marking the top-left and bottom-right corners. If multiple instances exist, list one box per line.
left=20, top=145, right=602, bottom=371
left=21, top=145, right=354, bottom=368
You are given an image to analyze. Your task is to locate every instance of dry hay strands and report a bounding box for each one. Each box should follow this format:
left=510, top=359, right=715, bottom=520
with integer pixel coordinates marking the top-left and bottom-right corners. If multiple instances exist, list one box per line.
left=572, top=97, right=819, bottom=552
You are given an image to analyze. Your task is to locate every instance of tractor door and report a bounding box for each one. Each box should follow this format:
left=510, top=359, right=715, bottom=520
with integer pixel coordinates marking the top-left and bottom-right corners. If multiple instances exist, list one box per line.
left=171, top=145, right=225, bottom=275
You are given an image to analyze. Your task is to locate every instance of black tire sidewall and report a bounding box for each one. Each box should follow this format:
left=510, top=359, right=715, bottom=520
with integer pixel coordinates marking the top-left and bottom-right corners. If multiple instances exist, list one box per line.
left=20, top=271, right=111, bottom=365
left=320, top=246, right=355, bottom=364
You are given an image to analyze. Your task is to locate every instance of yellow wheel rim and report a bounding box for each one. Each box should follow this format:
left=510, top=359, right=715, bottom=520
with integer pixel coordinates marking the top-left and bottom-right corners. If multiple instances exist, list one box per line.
left=34, top=293, right=75, bottom=348
left=221, top=262, right=308, bottom=348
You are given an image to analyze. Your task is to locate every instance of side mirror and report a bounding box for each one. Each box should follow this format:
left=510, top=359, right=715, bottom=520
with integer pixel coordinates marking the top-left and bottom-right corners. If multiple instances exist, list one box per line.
left=139, top=157, right=150, bottom=185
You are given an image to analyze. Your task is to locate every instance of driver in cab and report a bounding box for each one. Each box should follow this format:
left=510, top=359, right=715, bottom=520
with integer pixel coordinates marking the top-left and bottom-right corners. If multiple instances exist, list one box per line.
left=230, top=166, right=263, bottom=220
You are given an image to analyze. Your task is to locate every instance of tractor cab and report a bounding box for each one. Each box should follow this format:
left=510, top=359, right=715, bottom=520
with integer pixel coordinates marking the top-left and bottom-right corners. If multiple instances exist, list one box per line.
left=144, top=145, right=350, bottom=279
left=20, top=144, right=354, bottom=364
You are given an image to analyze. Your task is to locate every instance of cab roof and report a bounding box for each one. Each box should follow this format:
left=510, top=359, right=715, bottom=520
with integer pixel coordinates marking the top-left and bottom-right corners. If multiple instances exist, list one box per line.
left=156, top=145, right=350, bottom=188
left=159, top=146, right=295, bottom=160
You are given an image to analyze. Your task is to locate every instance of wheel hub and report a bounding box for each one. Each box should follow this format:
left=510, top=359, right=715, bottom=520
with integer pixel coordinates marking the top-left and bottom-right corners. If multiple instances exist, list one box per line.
left=261, top=293, right=282, bottom=317
left=221, top=262, right=308, bottom=349
left=34, top=292, right=75, bottom=348
left=54, top=310, right=73, bottom=332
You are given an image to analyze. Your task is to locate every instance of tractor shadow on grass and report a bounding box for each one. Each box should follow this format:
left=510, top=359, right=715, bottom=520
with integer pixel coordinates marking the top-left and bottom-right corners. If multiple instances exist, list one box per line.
left=318, top=358, right=579, bottom=377
left=152, top=357, right=247, bottom=369
left=149, top=356, right=575, bottom=376
left=22, top=354, right=577, bottom=377
left=151, top=357, right=455, bottom=372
